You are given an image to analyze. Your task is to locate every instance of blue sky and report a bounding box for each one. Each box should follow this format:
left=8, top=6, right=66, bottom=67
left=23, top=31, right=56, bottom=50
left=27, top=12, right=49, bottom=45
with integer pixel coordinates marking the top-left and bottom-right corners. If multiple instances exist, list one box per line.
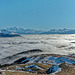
left=0, top=0, right=75, bottom=30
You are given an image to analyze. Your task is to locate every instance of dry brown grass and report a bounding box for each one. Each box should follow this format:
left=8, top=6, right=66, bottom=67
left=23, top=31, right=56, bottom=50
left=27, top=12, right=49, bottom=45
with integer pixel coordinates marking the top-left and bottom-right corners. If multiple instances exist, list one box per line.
left=1, top=54, right=75, bottom=75
left=2, top=68, right=75, bottom=75
left=2, top=63, right=52, bottom=70
left=2, top=63, right=52, bottom=74
left=1, top=64, right=75, bottom=75
left=3, top=71, right=47, bottom=75
left=56, top=68, right=75, bottom=75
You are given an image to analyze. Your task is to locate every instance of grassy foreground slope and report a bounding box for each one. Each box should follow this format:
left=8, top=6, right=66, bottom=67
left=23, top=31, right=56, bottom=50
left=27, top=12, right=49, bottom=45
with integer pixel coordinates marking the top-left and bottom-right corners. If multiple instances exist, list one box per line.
left=0, top=54, right=75, bottom=75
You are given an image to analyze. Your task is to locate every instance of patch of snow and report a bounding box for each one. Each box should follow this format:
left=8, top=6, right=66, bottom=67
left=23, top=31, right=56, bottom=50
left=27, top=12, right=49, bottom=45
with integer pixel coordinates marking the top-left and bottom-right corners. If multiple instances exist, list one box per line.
left=46, top=65, right=59, bottom=74
left=49, top=56, right=55, bottom=60
left=21, top=58, right=30, bottom=63
left=27, top=56, right=41, bottom=64
left=15, top=66, right=25, bottom=70
left=55, top=57, right=75, bottom=64
left=26, top=65, right=43, bottom=70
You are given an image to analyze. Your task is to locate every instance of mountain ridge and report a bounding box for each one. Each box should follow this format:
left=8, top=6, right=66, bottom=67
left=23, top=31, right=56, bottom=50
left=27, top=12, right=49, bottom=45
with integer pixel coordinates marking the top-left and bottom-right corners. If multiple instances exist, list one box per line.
left=0, top=27, right=75, bottom=34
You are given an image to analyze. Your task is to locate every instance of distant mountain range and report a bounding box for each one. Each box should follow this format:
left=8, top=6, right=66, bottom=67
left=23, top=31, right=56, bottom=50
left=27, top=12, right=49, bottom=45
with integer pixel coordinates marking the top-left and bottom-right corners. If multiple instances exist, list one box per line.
left=0, top=29, right=20, bottom=37
left=6, top=27, right=43, bottom=34
left=0, top=27, right=75, bottom=36
left=42, top=28, right=75, bottom=34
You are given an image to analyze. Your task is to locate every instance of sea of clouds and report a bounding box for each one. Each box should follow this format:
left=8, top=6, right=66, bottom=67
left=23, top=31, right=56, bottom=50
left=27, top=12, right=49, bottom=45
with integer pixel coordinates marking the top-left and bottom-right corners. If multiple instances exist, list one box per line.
left=0, top=34, right=75, bottom=59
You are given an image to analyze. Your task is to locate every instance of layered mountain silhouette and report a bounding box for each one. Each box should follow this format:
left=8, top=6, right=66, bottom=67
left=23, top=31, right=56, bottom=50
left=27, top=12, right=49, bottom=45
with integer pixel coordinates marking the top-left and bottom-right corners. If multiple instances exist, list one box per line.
left=0, top=27, right=75, bottom=36
left=0, top=29, right=20, bottom=37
